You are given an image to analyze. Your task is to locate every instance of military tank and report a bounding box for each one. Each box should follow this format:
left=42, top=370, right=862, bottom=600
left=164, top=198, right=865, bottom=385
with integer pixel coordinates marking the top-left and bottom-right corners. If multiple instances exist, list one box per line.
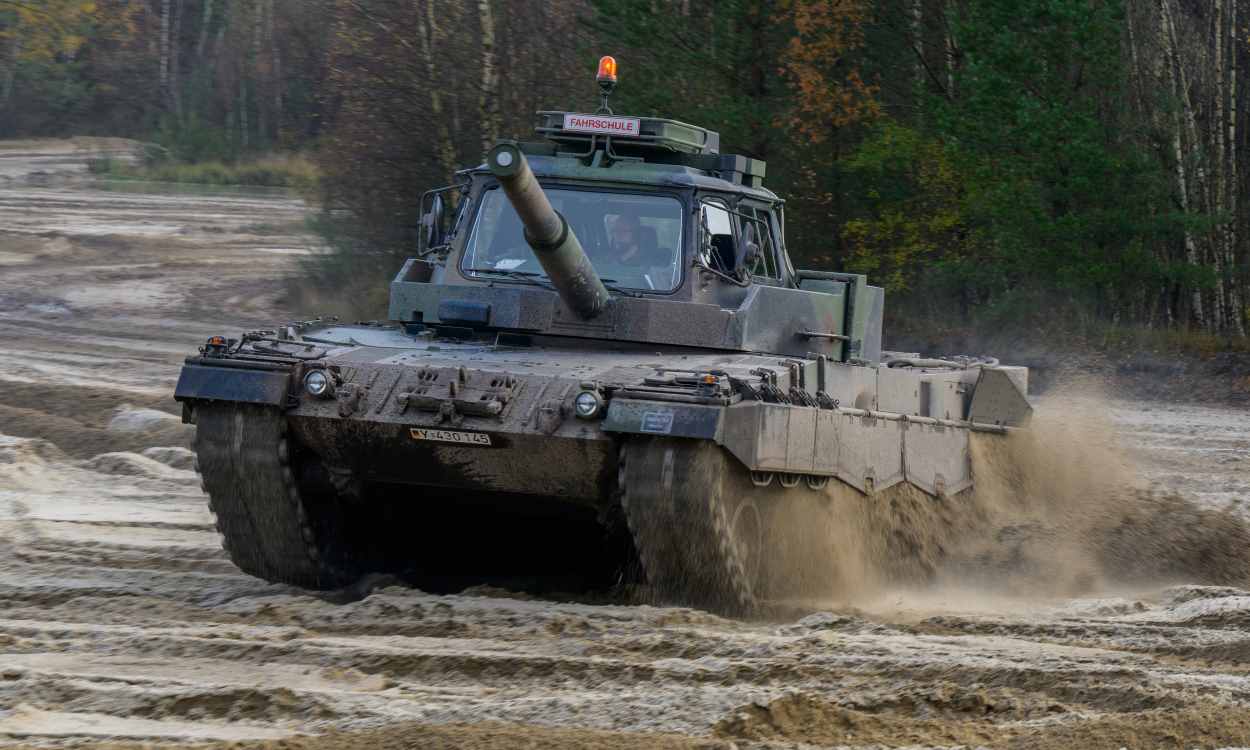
left=176, top=58, right=1032, bottom=614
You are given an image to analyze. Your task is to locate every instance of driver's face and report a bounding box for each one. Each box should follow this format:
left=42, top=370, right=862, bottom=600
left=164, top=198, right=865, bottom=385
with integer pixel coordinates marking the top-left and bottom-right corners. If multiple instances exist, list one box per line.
left=612, top=221, right=636, bottom=248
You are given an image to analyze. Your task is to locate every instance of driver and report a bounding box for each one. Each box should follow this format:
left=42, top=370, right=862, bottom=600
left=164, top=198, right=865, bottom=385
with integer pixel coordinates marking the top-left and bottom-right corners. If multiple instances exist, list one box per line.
left=609, top=214, right=643, bottom=262
left=608, top=214, right=673, bottom=290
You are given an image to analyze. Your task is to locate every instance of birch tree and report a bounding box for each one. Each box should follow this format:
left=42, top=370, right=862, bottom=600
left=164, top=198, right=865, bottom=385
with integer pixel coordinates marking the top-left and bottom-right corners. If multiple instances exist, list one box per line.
left=415, top=0, right=457, bottom=182
left=160, top=0, right=172, bottom=109
left=477, top=0, right=498, bottom=155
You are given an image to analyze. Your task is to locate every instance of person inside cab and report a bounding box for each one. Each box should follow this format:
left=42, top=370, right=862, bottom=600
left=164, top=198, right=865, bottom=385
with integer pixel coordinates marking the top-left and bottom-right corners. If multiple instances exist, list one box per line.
left=606, top=213, right=675, bottom=291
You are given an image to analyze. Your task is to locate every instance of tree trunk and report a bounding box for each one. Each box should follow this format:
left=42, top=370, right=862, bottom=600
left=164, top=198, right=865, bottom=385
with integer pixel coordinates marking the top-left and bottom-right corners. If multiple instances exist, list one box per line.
left=417, top=0, right=457, bottom=181
left=212, top=0, right=229, bottom=77
left=270, top=0, right=282, bottom=140
left=912, top=0, right=924, bottom=87
left=170, top=0, right=184, bottom=119
left=1162, top=0, right=1204, bottom=328
left=240, top=76, right=249, bottom=149
left=943, top=0, right=955, bottom=95
left=477, top=0, right=499, bottom=155
left=213, top=0, right=232, bottom=144
left=1229, top=0, right=1246, bottom=335
left=0, top=35, right=20, bottom=118
left=1125, top=5, right=1144, bottom=132
left=160, top=0, right=172, bottom=112
left=253, top=0, right=266, bottom=144
left=1211, top=0, right=1228, bottom=332
left=197, top=0, right=215, bottom=59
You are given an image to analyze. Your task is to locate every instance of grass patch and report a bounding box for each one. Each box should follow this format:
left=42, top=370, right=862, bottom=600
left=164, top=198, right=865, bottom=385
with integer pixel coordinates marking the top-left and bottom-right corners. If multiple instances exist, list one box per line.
left=884, top=284, right=1250, bottom=362
left=1090, top=325, right=1250, bottom=358
left=88, top=153, right=320, bottom=192
left=890, top=314, right=1250, bottom=361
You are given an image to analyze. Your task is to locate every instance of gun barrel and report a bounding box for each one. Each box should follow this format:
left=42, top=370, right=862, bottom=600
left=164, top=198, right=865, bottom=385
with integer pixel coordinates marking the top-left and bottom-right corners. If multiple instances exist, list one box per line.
left=487, top=143, right=610, bottom=319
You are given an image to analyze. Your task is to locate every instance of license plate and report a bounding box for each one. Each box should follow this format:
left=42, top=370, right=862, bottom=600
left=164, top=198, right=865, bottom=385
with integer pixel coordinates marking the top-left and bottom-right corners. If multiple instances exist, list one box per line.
left=410, top=428, right=494, bottom=447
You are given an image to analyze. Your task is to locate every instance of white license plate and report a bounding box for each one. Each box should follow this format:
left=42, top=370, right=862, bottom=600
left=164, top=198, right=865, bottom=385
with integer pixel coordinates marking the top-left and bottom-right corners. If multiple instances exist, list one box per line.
left=409, top=428, right=494, bottom=447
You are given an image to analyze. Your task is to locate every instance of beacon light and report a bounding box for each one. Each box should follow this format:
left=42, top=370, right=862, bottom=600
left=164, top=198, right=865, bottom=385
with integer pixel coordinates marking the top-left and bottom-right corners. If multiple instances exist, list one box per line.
left=597, top=55, right=618, bottom=84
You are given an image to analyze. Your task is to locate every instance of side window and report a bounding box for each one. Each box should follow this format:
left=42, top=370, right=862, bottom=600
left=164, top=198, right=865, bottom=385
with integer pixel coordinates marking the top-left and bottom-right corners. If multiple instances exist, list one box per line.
left=699, top=200, right=736, bottom=274
left=740, top=205, right=780, bottom=280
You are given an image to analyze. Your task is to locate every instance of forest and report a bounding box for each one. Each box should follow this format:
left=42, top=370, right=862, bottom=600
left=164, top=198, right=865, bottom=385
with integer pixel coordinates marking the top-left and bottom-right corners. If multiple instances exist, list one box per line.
left=7, top=0, right=1249, bottom=339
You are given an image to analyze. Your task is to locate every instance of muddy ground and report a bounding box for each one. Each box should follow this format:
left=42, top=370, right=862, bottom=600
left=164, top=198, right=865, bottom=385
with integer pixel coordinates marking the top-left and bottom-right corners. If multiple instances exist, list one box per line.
left=2, top=140, right=1250, bottom=749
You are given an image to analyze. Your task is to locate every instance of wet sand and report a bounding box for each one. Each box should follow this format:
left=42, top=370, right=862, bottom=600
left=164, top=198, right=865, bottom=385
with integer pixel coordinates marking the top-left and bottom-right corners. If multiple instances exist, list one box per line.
left=1, top=140, right=1250, bottom=748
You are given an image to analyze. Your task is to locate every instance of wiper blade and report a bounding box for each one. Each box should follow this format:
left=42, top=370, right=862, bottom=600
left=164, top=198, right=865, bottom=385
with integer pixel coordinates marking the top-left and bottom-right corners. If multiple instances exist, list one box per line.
left=468, top=268, right=640, bottom=297
left=465, top=267, right=545, bottom=277
left=597, top=278, right=643, bottom=297
left=464, top=267, right=553, bottom=287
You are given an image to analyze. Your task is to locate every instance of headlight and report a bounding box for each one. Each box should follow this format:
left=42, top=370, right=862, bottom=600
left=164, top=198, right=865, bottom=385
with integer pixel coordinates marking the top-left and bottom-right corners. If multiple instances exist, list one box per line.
left=304, top=369, right=333, bottom=398
left=574, top=390, right=604, bottom=419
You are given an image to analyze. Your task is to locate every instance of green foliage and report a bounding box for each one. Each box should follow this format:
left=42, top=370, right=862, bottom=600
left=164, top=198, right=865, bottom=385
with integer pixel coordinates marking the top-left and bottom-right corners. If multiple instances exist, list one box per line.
left=586, top=0, right=790, bottom=159
left=584, top=0, right=872, bottom=273
left=88, top=153, right=320, bottom=191
left=837, top=0, right=1206, bottom=329
left=0, top=0, right=330, bottom=149
left=0, top=0, right=98, bottom=61
left=936, top=0, right=1187, bottom=303
left=156, top=114, right=239, bottom=164
left=840, top=120, right=973, bottom=292
left=1, top=55, right=94, bottom=136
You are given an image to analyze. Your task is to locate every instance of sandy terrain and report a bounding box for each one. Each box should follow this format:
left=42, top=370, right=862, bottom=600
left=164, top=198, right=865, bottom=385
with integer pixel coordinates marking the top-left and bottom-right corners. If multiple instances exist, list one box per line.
left=1, top=140, right=1250, bottom=749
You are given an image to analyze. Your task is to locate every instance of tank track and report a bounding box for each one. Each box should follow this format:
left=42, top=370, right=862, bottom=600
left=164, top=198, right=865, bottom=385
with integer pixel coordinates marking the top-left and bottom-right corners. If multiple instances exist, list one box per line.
left=619, top=437, right=758, bottom=616
left=194, top=403, right=355, bottom=589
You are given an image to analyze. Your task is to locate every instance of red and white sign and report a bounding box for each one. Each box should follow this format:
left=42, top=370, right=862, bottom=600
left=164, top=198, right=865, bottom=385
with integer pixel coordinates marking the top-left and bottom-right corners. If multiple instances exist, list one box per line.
left=562, top=113, right=641, bottom=137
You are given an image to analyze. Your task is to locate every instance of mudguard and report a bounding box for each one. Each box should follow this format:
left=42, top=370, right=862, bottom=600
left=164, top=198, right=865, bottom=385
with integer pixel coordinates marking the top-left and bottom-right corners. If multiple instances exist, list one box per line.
left=603, top=399, right=723, bottom=439
left=174, top=363, right=292, bottom=407
left=967, top=367, right=1032, bottom=427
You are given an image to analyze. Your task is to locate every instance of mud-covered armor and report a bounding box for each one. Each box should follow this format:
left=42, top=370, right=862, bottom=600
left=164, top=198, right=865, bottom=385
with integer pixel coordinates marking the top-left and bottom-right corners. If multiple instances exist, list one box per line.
left=176, top=58, right=1031, bottom=614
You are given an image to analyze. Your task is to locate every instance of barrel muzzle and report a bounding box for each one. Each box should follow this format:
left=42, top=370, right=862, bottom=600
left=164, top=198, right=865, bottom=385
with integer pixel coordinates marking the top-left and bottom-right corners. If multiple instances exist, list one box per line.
left=487, top=143, right=610, bottom=319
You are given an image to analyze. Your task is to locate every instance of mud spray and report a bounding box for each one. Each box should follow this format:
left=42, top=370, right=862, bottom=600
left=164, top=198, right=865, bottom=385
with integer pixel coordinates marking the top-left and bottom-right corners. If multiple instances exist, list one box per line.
left=762, top=383, right=1250, bottom=610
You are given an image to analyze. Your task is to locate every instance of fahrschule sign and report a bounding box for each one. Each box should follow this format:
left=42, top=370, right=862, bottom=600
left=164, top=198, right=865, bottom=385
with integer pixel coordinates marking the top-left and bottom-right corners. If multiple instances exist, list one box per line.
left=562, top=113, right=641, bottom=136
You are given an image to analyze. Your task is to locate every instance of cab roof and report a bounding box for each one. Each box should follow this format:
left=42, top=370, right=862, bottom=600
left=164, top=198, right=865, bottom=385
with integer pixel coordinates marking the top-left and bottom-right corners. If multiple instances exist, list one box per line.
left=466, top=111, right=778, bottom=202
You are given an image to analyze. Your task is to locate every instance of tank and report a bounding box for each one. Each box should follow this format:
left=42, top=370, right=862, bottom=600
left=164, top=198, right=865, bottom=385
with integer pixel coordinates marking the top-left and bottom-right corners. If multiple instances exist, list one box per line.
left=175, top=60, right=1032, bottom=614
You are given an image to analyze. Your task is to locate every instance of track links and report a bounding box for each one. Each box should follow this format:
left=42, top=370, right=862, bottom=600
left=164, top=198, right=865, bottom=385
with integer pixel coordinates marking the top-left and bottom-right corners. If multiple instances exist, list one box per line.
left=194, top=403, right=353, bottom=589
left=619, top=437, right=757, bottom=616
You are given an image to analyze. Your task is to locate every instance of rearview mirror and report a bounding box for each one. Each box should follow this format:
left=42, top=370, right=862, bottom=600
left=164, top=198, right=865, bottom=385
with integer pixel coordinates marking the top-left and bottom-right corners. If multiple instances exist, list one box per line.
left=418, top=194, right=446, bottom=252
left=735, top=221, right=760, bottom=274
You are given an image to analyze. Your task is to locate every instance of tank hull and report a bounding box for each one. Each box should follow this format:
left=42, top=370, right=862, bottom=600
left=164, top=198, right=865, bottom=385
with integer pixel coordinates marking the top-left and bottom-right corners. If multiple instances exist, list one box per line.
left=288, top=416, right=614, bottom=503
left=177, top=320, right=1031, bottom=613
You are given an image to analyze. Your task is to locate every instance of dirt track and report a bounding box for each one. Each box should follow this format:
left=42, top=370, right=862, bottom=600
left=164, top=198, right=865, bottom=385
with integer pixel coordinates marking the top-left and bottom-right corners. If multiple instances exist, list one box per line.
left=2, top=140, right=1250, bottom=749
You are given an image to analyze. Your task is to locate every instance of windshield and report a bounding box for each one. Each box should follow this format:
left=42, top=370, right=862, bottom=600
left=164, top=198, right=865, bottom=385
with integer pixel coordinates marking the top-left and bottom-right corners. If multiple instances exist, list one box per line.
left=461, top=187, right=684, bottom=292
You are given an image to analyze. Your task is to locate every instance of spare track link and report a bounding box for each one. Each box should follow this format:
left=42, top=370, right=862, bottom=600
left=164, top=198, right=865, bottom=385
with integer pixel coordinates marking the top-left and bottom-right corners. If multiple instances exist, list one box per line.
left=619, top=437, right=757, bottom=616
left=195, top=402, right=352, bottom=589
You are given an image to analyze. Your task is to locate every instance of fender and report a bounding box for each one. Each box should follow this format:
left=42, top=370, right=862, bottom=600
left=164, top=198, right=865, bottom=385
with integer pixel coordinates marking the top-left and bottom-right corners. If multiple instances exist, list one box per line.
left=174, top=361, right=292, bottom=409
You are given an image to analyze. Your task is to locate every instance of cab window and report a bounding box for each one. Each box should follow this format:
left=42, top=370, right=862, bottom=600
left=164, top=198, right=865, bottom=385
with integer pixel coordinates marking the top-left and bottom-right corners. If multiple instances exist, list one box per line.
left=462, top=187, right=684, bottom=292
left=739, top=204, right=780, bottom=280
left=699, top=200, right=736, bottom=275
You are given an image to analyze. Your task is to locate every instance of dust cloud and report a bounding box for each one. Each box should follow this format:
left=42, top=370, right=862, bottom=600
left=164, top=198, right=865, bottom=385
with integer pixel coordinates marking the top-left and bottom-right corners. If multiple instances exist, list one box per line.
left=760, top=383, right=1250, bottom=618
